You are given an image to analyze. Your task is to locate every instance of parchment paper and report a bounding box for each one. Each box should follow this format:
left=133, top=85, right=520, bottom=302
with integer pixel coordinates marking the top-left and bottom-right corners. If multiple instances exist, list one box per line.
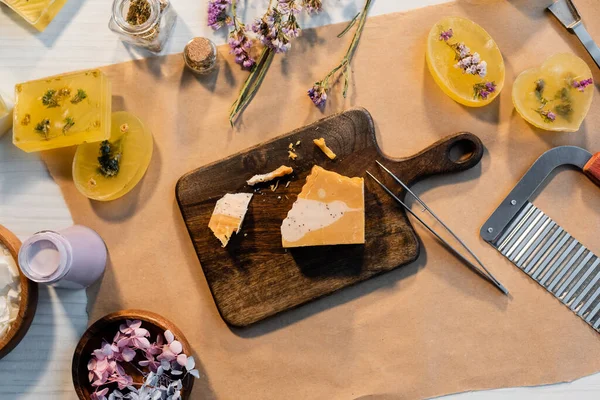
left=41, top=0, right=600, bottom=398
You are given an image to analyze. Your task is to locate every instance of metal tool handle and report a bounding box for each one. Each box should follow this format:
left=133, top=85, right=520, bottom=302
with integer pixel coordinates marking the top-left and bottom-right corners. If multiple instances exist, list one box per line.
left=481, top=146, right=593, bottom=244
left=572, top=23, right=600, bottom=70
left=584, top=152, right=600, bottom=186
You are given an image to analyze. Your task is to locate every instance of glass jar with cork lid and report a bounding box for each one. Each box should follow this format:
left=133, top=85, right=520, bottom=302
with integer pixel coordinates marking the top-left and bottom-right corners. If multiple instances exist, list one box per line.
left=183, top=37, right=218, bottom=75
left=108, top=0, right=177, bottom=53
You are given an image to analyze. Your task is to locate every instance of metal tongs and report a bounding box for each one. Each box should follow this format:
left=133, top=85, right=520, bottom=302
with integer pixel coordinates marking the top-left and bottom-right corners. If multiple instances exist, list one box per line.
left=548, top=0, right=600, bottom=69
left=367, top=161, right=509, bottom=295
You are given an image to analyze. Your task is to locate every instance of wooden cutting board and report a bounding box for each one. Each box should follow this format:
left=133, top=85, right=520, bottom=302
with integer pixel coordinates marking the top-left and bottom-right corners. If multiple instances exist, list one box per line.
left=176, top=108, right=483, bottom=327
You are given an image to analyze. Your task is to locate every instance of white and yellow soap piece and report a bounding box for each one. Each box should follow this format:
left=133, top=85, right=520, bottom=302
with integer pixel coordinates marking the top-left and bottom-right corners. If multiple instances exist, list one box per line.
left=208, top=193, right=253, bottom=247
left=281, top=166, right=364, bottom=248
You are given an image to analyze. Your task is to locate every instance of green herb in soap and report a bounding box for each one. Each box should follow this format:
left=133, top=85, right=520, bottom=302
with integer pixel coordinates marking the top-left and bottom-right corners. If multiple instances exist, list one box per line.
left=21, top=114, right=31, bottom=126
left=63, top=117, right=75, bottom=133
left=98, top=139, right=123, bottom=178
left=34, top=119, right=51, bottom=138
left=534, top=79, right=548, bottom=105
left=42, top=88, right=71, bottom=108
left=42, top=89, right=59, bottom=108
left=70, top=89, right=88, bottom=104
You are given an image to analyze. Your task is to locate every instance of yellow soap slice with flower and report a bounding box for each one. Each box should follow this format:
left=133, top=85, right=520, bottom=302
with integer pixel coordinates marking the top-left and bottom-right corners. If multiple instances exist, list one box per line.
left=512, top=53, right=594, bottom=132
left=426, top=16, right=505, bottom=107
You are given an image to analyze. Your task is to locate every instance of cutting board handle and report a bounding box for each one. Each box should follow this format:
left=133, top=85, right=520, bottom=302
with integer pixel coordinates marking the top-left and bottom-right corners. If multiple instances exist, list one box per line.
left=584, top=152, right=600, bottom=186
left=382, top=132, right=484, bottom=187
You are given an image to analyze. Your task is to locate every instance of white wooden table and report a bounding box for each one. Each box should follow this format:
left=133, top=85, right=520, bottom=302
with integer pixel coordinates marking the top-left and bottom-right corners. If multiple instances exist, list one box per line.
left=1, top=0, right=600, bottom=398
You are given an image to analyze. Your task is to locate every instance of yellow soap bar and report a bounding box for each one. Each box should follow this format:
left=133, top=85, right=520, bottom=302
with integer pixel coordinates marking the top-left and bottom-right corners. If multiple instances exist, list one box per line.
left=13, top=69, right=111, bottom=153
left=281, top=166, right=364, bottom=248
left=1, top=0, right=69, bottom=31
left=72, top=112, right=153, bottom=202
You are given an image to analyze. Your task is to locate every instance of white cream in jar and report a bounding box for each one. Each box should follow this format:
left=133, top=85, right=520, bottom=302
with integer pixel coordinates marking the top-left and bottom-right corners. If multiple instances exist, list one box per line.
left=0, top=243, right=21, bottom=339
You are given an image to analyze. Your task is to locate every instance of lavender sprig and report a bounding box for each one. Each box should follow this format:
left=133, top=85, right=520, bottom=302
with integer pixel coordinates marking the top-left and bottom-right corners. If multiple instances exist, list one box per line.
left=229, top=0, right=309, bottom=124
left=307, top=0, right=372, bottom=107
left=302, top=0, right=322, bottom=13
left=229, top=25, right=255, bottom=70
left=228, top=1, right=255, bottom=70
left=207, top=0, right=232, bottom=30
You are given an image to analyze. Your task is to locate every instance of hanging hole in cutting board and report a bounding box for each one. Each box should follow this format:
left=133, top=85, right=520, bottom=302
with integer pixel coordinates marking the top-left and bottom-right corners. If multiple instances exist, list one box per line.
left=449, top=139, right=477, bottom=164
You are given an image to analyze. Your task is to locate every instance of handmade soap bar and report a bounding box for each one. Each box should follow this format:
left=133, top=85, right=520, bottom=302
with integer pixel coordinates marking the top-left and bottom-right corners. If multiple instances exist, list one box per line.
left=281, top=166, right=364, bottom=248
left=208, top=193, right=253, bottom=247
left=512, top=53, right=594, bottom=132
left=1, top=0, right=69, bottom=31
left=72, top=112, right=153, bottom=201
left=426, top=16, right=505, bottom=107
left=13, top=69, right=111, bottom=153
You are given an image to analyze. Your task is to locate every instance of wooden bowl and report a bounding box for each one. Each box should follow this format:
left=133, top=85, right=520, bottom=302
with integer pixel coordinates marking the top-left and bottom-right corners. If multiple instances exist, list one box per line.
left=72, top=310, right=195, bottom=399
left=0, top=224, right=38, bottom=360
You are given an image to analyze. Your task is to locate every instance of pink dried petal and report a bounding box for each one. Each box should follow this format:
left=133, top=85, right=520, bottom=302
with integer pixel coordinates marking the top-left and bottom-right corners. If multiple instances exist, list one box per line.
left=121, top=347, right=136, bottom=362
left=92, top=349, right=106, bottom=360
left=101, top=343, right=113, bottom=357
left=117, top=337, right=131, bottom=348
left=169, top=340, right=183, bottom=355
left=96, top=358, right=109, bottom=372
left=164, top=330, right=175, bottom=344
left=129, top=320, right=142, bottom=329
left=134, top=328, right=150, bottom=337
left=87, top=359, right=96, bottom=371
left=133, top=337, right=151, bottom=349
left=176, top=354, right=187, bottom=367
left=88, top=371, right=94, bottom=381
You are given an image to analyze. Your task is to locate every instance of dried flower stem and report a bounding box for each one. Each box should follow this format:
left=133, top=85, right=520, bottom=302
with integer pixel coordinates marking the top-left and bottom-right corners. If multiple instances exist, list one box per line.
left=307, top=0, right=371, bottom=107
left=229, top=47, right=275, bottom=125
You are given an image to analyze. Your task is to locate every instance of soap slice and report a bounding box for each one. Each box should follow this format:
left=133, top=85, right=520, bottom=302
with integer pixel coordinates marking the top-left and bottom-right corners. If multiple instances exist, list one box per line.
left=72, top=112, right=154, bottom=201
left=281, top=166, right=364, bottom=248
left=426, top=16, right=505, bottom=107
left=247, top=165, right=293, bottom=186
left=512, top=53, right=594, bottom=132
left=209, top=193, right=253, bottom=247
left=13, top=69, right=111, bottom=152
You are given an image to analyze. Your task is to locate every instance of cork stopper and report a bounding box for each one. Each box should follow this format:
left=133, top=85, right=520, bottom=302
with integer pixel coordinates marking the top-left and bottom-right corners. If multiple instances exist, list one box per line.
left=184, top=37, right=217, bottom=74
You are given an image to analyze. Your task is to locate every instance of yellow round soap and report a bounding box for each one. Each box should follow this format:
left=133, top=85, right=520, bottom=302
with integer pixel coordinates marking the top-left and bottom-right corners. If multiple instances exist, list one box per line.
left=426, top=16, right=505, bottom=107
left=512, top=53, right=594, bottom=132
left=72, top=111, right=153, bottom=201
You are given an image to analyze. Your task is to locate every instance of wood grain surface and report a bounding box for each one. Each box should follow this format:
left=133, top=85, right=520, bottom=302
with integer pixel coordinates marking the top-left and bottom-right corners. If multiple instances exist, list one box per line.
left=176, top=108, right=483, bottom=326
left=0, top=224, right=38, bottom=360
left=72, top=309, right=195, bottom=400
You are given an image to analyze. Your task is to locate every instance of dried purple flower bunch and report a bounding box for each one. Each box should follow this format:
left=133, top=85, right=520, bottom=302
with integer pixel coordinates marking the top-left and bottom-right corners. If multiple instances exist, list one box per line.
left=87, top=320, right=199, bottom=400
left=439, top=27, right=496, bottom=101
left=207, top=0, right=232, bottom=30
left=307, top=0, right=372, bottom=108
left=302, top=0, right=323, bottom=13
left=572, top=77, right=593, bottom=92
left=229, top=22, right=255, bottom=70
left=208, top=0, right=318, bottom=123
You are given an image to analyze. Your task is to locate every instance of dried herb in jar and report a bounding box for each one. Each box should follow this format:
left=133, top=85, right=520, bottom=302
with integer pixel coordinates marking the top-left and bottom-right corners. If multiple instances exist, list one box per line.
left=127, top=0, right=152, bottom=25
